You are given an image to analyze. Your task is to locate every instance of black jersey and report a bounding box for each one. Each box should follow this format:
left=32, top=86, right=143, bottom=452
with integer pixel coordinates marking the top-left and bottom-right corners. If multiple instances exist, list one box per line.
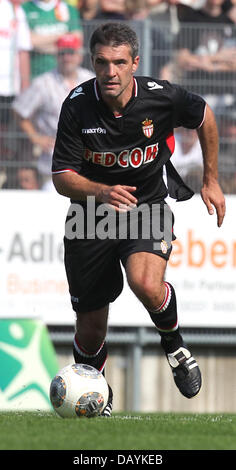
left=52, top=76, right=206, bottom=204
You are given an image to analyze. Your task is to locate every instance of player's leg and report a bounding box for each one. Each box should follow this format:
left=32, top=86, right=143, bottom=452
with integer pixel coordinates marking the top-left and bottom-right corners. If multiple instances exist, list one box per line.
left=125, top=251, right=202, bottom=398
left=72, top=305, right=113, bottom=417
left=125, top=252, right=182, bottom=351
left=64, top=236, right=123, bottom=416
left=73, top=306, right=109, bottom=374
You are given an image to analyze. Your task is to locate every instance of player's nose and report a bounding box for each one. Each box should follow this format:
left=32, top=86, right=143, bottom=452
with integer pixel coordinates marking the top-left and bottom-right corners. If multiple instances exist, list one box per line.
left=105, top=63, right=116, bottom=77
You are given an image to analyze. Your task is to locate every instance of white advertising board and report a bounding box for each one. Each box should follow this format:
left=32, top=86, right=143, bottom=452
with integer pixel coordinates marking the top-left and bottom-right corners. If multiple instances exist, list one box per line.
left=0, top=191, right=73, bottom=324
left=111, top=195, right=236, bottom=327
left=0, top=191, right=235, bottom=327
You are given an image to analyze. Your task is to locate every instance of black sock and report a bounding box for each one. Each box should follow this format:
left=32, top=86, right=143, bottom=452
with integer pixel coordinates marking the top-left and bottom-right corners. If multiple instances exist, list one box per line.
left=147, top=282, right=184, bottom=353
left=73, top=334, right=108, bottom=375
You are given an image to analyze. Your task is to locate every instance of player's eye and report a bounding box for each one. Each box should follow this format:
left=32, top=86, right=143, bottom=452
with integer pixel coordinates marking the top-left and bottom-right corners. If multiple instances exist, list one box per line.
left=115, top=60, right=127, bottom=65
left=95, top=58, right=107, bottom=65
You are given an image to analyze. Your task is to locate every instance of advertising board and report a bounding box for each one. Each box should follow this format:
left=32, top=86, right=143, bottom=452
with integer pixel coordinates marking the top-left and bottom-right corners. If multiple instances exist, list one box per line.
left=0, top=191, right=235, bottom=327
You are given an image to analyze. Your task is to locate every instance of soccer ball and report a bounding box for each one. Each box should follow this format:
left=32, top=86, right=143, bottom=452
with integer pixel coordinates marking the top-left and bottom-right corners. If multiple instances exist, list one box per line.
left=49, top=363, right=109, bottom=418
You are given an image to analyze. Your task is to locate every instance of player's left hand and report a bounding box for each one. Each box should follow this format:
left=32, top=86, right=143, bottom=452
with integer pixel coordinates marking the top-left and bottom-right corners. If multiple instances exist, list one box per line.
left=200, top=180, right=226, bottom=227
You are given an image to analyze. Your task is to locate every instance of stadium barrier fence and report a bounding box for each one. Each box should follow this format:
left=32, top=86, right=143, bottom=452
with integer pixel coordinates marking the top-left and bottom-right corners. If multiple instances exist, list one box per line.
left=0, top=20, right=236, bottom=191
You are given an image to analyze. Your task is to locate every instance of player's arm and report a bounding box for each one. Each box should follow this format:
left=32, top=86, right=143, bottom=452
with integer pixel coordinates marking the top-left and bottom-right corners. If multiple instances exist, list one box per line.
left=53, top=171, right=137, bottom=211
left=172, top=85, right=225, bottom=227
left=197, top=104, right=226, bottom=227
left=52, top=97, right=137, bottom=211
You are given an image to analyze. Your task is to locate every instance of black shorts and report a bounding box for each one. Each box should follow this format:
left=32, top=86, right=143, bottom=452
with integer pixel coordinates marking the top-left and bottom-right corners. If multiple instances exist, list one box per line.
left=64, top=201, right=175, bottom=312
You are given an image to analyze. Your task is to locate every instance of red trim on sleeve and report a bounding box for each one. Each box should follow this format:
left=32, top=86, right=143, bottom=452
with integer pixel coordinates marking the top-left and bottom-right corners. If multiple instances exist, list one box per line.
left=52, top=169, right=79, bottom=175
left=166, top=133, right=175, bottom=155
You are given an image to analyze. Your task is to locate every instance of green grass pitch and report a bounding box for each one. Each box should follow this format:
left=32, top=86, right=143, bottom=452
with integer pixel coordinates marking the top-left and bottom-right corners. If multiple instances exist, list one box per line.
left=0, top=411, right=235, bottom=450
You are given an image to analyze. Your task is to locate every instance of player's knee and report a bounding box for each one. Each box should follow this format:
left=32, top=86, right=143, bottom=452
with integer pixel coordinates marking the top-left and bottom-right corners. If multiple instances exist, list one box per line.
left=127, top=273, right=164, bottom=309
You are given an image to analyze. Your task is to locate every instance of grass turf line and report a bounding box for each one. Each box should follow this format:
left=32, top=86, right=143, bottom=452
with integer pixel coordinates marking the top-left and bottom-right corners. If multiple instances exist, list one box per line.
left=0, top=411, right=235, bottom=450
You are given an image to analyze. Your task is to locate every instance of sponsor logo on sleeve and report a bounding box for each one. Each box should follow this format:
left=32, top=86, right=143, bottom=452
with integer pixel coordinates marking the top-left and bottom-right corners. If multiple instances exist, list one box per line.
left=70, top=86, right=85, bottom=99
left=147, top=81, right=163, bottom=90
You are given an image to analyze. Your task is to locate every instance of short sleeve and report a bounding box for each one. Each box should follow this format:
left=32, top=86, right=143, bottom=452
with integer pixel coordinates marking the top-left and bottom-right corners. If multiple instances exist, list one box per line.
left=12, top=78, right=43, bottom=118
left=52, top=99, right=84, bottom=174
left=16, top=6, right=32, bottom=51
left=171, top=84, right=206, bottom=129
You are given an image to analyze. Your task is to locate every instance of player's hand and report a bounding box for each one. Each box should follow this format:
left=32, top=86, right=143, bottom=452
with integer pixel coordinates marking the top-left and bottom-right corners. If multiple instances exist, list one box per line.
left=200, top=180, right=226, bottom=227
left=99, top=184, right=138, bottom=212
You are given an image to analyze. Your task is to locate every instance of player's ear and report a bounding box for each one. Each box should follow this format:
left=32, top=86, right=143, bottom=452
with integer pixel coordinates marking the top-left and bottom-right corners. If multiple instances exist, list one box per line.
left=132, top=56, right=140, bottom=73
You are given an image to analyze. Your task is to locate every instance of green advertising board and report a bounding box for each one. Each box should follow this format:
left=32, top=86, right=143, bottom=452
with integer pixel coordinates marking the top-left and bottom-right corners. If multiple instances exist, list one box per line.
left=0, top=319, right=59, bottom=410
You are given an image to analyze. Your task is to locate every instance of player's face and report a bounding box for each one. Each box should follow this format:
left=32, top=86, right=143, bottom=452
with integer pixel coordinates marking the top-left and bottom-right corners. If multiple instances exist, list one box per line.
left=92, top=43, right=139, bottom=106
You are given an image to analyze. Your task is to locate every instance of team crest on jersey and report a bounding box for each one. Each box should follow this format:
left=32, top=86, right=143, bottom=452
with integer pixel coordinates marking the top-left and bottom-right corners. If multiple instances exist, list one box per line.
left=161, top=240, right=168, bottom=254
left=142, top=118, right=154, bottom=138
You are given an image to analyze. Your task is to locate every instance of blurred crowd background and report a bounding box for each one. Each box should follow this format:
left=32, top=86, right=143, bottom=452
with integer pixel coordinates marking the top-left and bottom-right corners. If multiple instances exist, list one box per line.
left=1, top=0, right=236, bottom=193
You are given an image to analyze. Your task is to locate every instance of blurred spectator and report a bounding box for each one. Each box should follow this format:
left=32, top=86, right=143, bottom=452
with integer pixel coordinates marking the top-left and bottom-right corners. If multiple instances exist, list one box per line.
left=171, top=128, right=203, bottom=177
left=2, top=137, right=43, bottom=189
left=170, top=106, right=236, bottom=194
left=219, top=169, right=236, bottom=193
left=217, top=108, right=236, bottom=193
left=125, top=0, right=175, bottom=77
left=173, top=0, right=236, bottom=98
left=80, top=0, right=99, bottom=20
left=0, top=0, right=32, bottom=187
left=78, top=0, right=99, bottom=71
left=2, top=165, right=42, bottom=189
left=93, top=0, right=127, bottom=20
left=125, top=0, right=148, bottom=19
left=17, top=166, right=42, bottom=189
left=177, top=0, right=233, bottom=22
left=170, top=128, right=203, bottom=194
left=12, top=33, right=94, bottom=189
left=66, top=0, right=81, bottom=8
left=219, top=109, right=236, bottom=150
left=0, top=0, right=31, bottom=96
left=223, top=0, right=236, bottom=22
left=148, top=0, right=177, bottom=77
left=22, top=0, right=83, bottom=78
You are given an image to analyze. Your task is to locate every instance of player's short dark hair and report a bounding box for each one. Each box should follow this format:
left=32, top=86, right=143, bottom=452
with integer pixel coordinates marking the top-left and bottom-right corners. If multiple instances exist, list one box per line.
left=90, top=23, right=139, bottom=60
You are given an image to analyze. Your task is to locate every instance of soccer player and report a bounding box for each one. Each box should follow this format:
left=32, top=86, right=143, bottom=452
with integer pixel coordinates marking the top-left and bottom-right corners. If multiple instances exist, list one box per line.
left=52, top=23, right=225, bottom=416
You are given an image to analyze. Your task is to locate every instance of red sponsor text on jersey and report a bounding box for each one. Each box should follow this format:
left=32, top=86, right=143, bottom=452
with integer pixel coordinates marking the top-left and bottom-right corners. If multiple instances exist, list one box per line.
left=84, top=142, right=159, bottom=168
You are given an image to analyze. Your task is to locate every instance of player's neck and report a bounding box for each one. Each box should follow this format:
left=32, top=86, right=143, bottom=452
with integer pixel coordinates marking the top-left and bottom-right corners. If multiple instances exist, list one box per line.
left=103, top=98, right=125, bottom=116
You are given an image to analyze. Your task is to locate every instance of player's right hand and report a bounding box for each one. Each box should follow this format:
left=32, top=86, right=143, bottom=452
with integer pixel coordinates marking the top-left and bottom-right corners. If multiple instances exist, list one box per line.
left=99, top=184, right=138, bottom=212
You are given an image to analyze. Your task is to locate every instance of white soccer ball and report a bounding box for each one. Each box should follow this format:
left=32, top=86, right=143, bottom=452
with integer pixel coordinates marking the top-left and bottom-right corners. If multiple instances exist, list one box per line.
left=49, top=363, right=109, bottom=418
